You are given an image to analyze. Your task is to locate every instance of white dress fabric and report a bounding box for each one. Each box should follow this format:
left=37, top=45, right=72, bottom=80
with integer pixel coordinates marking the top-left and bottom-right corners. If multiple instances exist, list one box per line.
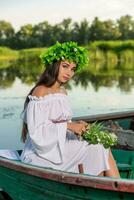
left=21, top=93, right=110, bottom=175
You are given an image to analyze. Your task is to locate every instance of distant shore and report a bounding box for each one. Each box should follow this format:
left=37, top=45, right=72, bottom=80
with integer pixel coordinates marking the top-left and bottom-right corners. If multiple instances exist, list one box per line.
left=0, top=41, right=134, bottom=64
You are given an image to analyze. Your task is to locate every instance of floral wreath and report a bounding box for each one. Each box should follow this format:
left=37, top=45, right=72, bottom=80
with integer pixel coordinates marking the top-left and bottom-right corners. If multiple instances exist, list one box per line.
left=40, top=41, right=89, bottom=71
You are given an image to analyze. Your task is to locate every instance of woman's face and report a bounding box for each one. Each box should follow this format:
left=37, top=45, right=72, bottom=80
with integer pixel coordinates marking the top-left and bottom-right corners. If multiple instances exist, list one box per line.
left=57, top=60, right=76, bottom=83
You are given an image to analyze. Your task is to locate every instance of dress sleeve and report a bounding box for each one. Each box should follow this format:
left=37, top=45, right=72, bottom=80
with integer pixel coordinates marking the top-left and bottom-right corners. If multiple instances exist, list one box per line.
left=26, top=95, right=72, bottom=164
left=48, top=96, right=72, bottom=122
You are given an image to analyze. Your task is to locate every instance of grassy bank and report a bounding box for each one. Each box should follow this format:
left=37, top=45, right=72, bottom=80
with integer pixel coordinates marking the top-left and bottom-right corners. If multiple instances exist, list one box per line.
left=18, top=48, right=46, bottom=62
left=0, top=47, right=46, bottom=61
left=0, top=41, right=134, bottom=65
left=88, top=40, right=134, bottom=64
left=0, top=47, right=46, bottom=69
left=0, top=47, right=19, bottom=60
left=89, top=40, right=134, bottom=52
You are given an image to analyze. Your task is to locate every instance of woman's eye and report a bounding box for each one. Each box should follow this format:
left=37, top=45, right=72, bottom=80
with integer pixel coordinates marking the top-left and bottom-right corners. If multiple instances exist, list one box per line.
left=62, top=65, right=68, bottom=68
left=71, top=68, right=76, bottom=72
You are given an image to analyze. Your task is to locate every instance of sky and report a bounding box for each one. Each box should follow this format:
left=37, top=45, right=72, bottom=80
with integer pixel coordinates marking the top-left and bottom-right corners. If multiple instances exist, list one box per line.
left=0, top=0, right=134, bottom=30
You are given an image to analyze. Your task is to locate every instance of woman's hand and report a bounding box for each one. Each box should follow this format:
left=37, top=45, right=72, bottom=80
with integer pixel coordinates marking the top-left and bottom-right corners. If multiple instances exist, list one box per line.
left=67, top=121, right=89, bottom=136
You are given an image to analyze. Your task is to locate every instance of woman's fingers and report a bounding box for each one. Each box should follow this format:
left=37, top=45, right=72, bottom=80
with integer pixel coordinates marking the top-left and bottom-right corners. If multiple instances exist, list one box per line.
left=86, top=123, right=90, bottom=130
left=80, top=126, right=87, bottom=135
left=78, top=120, right=89, bottom=127
left=79, top=120, right=87, bottom=124
left=74, top=121, right=90, bottom=136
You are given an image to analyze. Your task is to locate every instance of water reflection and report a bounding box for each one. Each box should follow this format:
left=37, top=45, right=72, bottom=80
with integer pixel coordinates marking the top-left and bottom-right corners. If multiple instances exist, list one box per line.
left=1, top=59, right=134, bottom=92
left=1, top=58, right=134, bottom=149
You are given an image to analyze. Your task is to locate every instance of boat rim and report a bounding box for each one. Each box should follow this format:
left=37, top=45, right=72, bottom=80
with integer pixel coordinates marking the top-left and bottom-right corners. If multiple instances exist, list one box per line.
left=0, top=157, right=134, bottom=193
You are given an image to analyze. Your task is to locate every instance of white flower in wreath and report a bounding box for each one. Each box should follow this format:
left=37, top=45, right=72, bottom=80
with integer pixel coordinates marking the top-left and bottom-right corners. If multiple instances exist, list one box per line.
left=74, top=48, right=77, bottom=52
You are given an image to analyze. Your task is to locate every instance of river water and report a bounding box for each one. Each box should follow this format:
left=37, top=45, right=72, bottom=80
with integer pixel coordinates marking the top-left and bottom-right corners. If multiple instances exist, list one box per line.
left=0, top=61, right=134, bottom=149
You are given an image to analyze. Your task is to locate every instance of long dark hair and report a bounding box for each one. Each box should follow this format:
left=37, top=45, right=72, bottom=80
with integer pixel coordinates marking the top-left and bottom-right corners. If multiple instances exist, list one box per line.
left=21, top=61, right=60, bottom=142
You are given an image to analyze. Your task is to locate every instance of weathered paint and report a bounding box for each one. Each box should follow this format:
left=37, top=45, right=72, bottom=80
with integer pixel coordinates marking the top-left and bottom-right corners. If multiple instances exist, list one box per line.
left=0, top=110, right=134, bottom=199
left=0, top=157, right=134, bottom=200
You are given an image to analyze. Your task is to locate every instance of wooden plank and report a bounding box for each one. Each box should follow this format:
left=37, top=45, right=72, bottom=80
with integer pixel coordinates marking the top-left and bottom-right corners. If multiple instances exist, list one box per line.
left=0, top=158, right=134, bottom=193
left=73, top=110, right=134, bottom=122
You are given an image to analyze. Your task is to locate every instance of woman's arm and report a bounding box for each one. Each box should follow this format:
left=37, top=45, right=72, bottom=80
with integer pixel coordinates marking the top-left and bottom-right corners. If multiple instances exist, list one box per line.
left=67, top=121, right=88, bottom=136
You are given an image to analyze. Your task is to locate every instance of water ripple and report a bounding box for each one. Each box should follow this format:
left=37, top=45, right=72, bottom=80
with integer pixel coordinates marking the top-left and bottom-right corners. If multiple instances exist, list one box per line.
left=0, top=105, right=22, bottom=120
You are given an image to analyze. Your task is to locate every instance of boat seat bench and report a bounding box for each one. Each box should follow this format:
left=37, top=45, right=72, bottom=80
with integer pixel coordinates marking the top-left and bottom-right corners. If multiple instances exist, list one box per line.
left=112, top=149, right=134, bottom=179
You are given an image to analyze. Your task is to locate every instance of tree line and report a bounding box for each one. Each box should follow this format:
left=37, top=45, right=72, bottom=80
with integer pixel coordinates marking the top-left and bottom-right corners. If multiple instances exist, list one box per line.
left=0, top=15, right=134, bottom=49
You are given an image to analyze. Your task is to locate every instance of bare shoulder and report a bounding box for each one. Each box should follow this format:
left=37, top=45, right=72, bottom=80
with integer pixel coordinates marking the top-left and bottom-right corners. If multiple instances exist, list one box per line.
left=32, top=85, right=48, bottom=97
left=61, top=87, right=68, bottom=95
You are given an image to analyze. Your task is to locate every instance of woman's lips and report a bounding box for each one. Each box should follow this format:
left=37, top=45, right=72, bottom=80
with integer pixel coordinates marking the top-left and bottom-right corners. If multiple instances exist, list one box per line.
left=63, top=76, right=69, bottom=80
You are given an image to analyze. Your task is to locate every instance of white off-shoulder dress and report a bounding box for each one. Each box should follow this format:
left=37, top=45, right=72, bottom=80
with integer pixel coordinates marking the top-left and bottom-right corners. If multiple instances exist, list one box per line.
left=21, top=93, right=110, bottom=175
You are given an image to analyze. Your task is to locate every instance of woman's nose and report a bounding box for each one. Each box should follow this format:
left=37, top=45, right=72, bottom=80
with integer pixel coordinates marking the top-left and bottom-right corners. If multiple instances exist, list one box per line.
left=66, top=69, right=72, bottom=76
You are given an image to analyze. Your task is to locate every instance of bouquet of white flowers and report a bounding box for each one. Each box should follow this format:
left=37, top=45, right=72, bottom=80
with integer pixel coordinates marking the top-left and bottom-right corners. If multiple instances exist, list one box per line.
left=82, top=122, right=118, bottom=149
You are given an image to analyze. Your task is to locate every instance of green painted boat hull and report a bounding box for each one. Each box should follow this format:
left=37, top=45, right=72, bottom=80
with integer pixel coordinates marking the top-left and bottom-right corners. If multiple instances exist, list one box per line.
left=0, top=159, right=134, bottom=200
left=1, top=110, right=134, bottom=200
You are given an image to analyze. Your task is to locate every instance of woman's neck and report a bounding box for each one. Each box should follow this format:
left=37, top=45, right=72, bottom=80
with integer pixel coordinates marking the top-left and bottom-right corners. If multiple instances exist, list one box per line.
left=51, top=81, right=62, bottom=90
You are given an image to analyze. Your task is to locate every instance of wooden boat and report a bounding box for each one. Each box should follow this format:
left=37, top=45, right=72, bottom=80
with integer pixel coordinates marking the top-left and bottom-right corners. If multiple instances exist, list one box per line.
left=1, top=110, right=134, bottom=200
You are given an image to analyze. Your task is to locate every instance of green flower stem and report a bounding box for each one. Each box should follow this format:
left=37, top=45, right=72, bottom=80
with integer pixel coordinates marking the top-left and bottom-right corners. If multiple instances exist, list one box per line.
left=82, top=122, right=118, bottom=149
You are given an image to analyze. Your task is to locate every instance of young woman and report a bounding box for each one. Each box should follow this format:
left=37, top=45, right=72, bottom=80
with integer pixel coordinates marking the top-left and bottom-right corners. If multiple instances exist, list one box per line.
left=21, top=41, right=120, bottom=178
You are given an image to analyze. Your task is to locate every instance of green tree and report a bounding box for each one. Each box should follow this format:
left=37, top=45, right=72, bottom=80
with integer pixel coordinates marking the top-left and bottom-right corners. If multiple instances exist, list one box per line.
left=102, top=20, right=121, bottom=40
left=117, top=15, right=134, bottom=40
left=72, top=19, right=90, bottom=45
left=89, top=17, right=121, bottom=41
left=0, top=20, right=15, bottom=46
left=59, top=18, right=72, bottom=42
left=50, top=24, right=62, bottom=44
left=89, top=17, right=104, bottom=41
left=32, top=21, right=53, bottom=47
left=15, top=24, right=33, bottom=48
